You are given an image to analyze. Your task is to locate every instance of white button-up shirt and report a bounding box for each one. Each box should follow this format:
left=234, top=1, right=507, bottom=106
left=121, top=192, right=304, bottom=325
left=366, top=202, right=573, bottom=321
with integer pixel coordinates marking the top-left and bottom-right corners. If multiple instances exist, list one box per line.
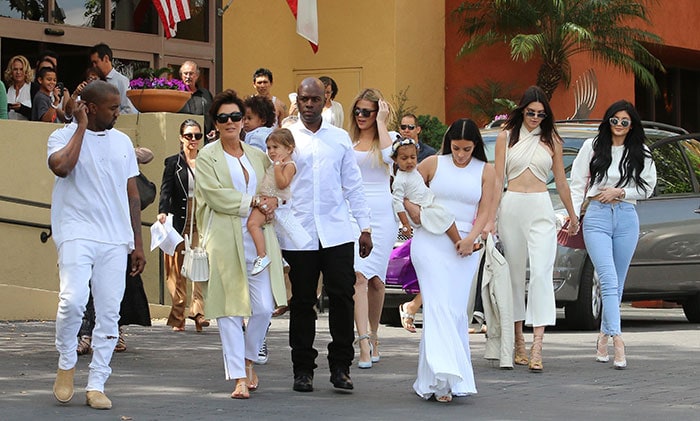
left=280, top=119, right=371, bottom=250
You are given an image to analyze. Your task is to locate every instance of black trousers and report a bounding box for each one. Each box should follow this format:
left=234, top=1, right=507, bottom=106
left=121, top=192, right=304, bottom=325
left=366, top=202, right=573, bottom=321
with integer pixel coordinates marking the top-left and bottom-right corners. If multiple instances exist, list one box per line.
left=283, top=242, right=355, bottom=376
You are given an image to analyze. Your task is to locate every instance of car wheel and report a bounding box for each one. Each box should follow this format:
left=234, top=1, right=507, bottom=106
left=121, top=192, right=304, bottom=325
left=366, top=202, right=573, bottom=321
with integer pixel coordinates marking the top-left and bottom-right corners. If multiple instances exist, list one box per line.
left=564, top=257, right=602, bottom=330
left=682, top=294, right=700, bottom=323
left=380, top=305, right=402, bottom=327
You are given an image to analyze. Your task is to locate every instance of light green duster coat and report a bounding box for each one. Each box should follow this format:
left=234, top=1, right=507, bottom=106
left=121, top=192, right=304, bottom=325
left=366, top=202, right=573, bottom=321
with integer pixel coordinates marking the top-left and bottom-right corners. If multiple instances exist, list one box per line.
left=194, top=140, right=287, bottom=318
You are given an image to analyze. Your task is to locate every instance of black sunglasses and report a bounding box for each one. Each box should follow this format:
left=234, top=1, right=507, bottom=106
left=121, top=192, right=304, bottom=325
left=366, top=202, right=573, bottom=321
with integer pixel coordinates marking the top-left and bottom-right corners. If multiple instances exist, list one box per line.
left=609, top=117, right=631, bottom=128
left=215, top=112, right=243, bottom=124
left=525, top=110, right=547, bottom=119
left=353, top=107, right=378, bottom=118
left=400, top=124, right=416, bottom=130
left=182, top=133, right=203, bottom=140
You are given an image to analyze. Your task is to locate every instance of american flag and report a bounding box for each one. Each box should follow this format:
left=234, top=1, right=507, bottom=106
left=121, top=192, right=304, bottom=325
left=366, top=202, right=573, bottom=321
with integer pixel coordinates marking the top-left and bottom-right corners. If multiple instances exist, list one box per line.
left=152, top=0, right=191, bottom=39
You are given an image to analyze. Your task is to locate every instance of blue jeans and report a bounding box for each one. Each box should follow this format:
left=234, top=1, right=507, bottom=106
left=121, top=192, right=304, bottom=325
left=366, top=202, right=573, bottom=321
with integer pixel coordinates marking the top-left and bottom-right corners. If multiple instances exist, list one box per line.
left=582, top=200, right=639, bottom=336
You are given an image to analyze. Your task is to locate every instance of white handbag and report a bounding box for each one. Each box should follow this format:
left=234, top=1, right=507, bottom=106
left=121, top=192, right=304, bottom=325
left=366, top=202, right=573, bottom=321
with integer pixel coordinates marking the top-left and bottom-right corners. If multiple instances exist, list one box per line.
left=181, top=194, right=213, bottom=282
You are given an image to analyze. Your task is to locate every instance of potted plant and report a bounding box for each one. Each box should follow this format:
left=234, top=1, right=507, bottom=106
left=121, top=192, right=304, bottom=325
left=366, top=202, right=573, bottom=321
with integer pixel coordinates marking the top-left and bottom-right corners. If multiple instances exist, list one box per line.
left=127, top=67, right=191, bottom=113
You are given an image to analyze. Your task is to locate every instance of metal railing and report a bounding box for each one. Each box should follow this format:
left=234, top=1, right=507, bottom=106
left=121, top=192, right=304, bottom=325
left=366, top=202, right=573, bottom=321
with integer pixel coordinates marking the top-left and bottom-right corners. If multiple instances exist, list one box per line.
left=0, top=195, right=52, bottom=242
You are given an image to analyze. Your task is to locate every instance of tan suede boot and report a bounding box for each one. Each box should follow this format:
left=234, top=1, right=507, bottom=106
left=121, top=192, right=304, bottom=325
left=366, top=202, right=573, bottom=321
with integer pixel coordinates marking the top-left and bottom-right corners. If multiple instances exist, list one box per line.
left=53, top=367, right=75, bottom=403
left=86, top=390, right=112, bottom=409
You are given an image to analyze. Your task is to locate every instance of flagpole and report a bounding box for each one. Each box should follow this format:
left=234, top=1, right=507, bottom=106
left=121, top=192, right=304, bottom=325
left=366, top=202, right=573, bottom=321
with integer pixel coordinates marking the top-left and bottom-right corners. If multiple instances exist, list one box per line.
left=218, top=0, right=235, bottom=17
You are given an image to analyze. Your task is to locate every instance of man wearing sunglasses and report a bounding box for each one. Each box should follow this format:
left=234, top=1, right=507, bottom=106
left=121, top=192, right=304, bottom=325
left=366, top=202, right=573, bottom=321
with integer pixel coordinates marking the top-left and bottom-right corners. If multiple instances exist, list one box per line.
left=282, top=78, right=373, bottom=393
left=399, top=113, right=436, bottom=163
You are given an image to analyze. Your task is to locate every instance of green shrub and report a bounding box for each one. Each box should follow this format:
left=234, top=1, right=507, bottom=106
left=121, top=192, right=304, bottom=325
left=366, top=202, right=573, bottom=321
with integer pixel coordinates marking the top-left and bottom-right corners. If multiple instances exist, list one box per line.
left=417, top=115, right=448, bottom=151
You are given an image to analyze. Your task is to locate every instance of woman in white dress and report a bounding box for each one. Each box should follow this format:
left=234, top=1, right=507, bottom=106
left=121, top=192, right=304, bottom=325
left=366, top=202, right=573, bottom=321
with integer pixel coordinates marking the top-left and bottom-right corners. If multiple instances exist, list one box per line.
left=404, top=119, right=495, bottom=402
left=348, top=88, right=397, bottom=368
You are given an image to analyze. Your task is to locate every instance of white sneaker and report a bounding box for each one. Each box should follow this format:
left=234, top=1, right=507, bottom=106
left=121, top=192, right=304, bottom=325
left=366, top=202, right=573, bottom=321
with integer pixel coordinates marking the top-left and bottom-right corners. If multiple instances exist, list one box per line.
left=251, top=255, right=271, bottom=275
left=256, top=338, right=269, bottom=365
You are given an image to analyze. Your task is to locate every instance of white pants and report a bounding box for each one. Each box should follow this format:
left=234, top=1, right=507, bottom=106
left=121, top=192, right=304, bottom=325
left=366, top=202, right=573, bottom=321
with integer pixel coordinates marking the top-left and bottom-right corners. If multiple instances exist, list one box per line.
left=498, top=191, right=557, bottom=327
left=218, top=268, right=274, bottom=381
left=55, top=239, right=128, bottom=392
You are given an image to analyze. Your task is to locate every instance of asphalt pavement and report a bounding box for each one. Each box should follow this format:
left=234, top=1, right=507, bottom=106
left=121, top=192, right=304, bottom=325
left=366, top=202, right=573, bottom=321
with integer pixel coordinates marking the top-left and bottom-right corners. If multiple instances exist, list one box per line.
left=1, top=305, right=698, bottom=420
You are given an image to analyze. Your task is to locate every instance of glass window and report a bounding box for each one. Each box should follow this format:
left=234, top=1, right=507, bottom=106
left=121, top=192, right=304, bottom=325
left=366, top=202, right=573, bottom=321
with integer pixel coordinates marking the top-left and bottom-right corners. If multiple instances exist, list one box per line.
left=112, top=0, right=158, bottom=34
left=0, top=0, right=47, bottom=21
left=173, top=2, right=209, bottom=42
left=60, top=0, right=105, bottom=28
left=652, top=141, right=694, bottom=195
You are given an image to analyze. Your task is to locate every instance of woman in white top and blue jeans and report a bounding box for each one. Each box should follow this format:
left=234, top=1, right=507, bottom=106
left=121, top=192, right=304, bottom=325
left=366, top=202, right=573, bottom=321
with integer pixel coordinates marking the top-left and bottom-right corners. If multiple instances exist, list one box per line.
left=570, top=100, right=657, bottom=369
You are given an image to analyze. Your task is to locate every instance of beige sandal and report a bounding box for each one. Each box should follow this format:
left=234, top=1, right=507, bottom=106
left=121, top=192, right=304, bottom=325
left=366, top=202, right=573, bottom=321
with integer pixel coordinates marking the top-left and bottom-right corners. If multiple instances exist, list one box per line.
left=114, top=327, right=127, bottom=353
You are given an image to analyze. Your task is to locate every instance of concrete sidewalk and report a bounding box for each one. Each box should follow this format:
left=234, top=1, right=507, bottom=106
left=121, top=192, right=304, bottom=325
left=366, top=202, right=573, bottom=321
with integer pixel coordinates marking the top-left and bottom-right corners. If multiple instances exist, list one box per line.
left=1, top=306, right=698, bottom=420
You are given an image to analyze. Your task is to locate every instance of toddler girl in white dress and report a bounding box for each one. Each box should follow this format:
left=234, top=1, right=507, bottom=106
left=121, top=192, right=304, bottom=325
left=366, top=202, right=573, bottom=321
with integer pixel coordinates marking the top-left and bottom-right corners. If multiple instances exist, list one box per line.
left=391, top=137, right=462, bottom=246
left=248, top=129, right=307, bottom=275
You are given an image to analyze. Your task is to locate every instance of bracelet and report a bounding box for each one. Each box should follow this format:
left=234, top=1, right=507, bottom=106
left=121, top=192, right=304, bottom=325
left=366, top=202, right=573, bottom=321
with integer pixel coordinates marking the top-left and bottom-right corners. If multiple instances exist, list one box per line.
left=50, top=103, right=59, bottom=109
left=274, top=161, right=282, bottom=166
left=253, top=196, right=261, bottom=207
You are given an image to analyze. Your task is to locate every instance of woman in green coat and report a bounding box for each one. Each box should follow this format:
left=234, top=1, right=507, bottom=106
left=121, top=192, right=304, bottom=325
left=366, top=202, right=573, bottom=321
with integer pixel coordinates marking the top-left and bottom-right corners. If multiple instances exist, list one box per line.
left=195, top=90, right=286, bottom=399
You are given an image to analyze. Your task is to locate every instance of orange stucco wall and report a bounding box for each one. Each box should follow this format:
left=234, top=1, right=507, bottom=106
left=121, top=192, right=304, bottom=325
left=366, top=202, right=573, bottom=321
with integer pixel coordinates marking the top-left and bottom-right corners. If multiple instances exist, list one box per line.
left=444, top=0, right=700, bottom=125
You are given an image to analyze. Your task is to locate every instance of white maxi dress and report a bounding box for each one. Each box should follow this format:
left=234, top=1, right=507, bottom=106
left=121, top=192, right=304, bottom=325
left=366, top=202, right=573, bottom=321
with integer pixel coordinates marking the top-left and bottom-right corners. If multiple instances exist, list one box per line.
left=353, top=146, right=398, bottom=281
left=411, top=154, right=483, bottom=399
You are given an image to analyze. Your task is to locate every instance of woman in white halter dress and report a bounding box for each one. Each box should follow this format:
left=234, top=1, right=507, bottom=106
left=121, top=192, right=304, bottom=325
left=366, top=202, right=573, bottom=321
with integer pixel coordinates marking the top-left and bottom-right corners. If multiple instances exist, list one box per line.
left=405, top=119, right=495, bottom=402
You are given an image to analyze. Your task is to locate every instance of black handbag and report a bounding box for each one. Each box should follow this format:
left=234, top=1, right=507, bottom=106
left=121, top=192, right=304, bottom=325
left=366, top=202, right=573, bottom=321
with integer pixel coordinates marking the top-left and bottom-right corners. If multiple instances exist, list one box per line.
left=135, top=172, right=157, bottom=210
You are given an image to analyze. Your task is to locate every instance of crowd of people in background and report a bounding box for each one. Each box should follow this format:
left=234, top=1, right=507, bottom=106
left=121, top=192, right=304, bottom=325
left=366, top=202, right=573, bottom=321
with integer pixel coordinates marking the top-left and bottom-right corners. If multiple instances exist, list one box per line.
left=14, top=47, right=656, bottom=408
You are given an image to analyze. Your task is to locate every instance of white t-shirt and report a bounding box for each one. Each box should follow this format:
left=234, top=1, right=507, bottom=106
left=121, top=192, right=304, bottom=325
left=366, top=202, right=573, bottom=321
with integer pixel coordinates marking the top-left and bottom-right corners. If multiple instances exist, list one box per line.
left=48, top=123, right=139, bottom=249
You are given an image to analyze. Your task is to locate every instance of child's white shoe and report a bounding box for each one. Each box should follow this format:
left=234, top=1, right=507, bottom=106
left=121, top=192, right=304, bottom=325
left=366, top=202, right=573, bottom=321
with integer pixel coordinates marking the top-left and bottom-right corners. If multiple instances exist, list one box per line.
left=251, top=255, right=271, bottom=275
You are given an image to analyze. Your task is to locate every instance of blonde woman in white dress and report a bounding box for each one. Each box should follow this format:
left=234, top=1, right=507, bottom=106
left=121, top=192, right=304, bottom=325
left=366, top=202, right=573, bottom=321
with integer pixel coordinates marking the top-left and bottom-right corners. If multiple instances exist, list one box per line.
left=348, top=88, right=398, bottom=368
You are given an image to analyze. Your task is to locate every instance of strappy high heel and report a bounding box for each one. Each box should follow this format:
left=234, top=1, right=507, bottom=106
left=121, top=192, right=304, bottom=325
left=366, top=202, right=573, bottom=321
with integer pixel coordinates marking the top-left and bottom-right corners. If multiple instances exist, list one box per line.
left=529, top=334, right=543, bottom=372
left=613, top=335, right=627, bottom=370
left=596, top=333, right=610, bottom=362
left=354, top=334, right=373, bottom=369
left=514, top=333, right=529, bottom=366
left=369, top=331, right=380, bottom=363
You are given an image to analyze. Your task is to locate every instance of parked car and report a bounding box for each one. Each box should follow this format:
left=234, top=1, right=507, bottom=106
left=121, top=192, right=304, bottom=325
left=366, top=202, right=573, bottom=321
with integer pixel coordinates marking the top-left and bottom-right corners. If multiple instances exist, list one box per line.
left=382, top=120, right=700, bottom=330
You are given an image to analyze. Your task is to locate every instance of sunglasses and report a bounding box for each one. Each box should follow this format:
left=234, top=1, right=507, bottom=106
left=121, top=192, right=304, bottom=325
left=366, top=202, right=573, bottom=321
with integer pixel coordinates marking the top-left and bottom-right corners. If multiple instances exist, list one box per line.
left=525, top=110, right=547, bottom=119
left=353, top=107, right=378, bottom=118
left=182, top=133, right=203, bottom=140
left=400, top=124, right=416, bottom=130
left=609, top=117, right=631, bottom=128
left=215, top=112, right=243, bottom=124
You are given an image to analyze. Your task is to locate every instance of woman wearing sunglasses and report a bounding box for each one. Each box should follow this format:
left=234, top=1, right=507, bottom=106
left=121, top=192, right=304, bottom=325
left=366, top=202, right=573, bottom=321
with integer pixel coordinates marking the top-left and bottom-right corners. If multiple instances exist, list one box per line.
left=570, top=100, right=656, bottom=369
left=492, top=85, right=579, bottom=372
left=195, top=90, right=287, bottom=399
left=157, top=119, right=209, bottom=332
left=347, top=88, right=398, bottom=368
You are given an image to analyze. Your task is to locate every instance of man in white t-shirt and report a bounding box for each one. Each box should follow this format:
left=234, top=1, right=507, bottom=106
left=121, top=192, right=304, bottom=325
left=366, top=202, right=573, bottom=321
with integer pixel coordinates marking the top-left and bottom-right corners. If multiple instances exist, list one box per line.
left=48, top=81, right=146, bottom=410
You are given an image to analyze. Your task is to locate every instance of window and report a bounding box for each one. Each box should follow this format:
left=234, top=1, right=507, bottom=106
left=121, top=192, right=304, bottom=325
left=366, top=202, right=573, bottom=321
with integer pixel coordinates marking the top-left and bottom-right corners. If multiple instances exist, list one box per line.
left=652, top=140, right=696, bottom=195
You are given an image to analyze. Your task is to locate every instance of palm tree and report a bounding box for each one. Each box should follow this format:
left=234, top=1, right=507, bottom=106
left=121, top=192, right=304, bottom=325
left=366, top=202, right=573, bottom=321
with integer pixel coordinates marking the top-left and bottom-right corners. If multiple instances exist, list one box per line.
left=453, top=0, right=664, bottom=99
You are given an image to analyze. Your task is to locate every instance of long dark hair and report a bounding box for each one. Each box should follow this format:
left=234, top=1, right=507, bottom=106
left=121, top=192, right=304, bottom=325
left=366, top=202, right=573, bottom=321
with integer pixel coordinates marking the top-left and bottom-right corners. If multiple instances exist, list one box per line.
left=589, top=100, right=651, bottom=193
left=441, top=118, right=487, bottom=162
left=503, top=85, right=559, bottom=150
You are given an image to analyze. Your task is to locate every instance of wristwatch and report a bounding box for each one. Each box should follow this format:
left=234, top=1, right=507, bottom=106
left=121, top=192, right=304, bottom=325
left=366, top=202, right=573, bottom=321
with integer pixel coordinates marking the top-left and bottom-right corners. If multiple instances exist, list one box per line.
left=274, top=161, right=282, bottom=166
left=361, top=227, right=372, bottom=234
left=401, top=226, right=409, bottom=233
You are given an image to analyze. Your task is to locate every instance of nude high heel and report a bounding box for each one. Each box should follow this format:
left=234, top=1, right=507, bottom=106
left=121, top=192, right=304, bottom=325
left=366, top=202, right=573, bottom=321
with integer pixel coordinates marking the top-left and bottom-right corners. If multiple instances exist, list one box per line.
left=514, top=333, right=529, bottom=366
left=613, top=335, right=627, bottom=370
left=596, top=333, right=610, bottom=363
left=528, top=334, right=543, bottom=372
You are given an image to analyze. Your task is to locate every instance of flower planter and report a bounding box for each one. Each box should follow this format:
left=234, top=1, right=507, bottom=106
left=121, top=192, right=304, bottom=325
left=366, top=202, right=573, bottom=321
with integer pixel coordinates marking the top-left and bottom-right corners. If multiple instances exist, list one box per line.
left=126, top=89, right=192, bottom=113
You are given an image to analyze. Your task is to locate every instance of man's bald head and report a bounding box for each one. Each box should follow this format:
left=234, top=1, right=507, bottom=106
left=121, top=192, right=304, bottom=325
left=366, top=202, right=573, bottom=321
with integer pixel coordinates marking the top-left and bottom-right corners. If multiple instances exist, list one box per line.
left=81, top=80, right=119, bottom=106
left=296, top=78, right=325, bottom=130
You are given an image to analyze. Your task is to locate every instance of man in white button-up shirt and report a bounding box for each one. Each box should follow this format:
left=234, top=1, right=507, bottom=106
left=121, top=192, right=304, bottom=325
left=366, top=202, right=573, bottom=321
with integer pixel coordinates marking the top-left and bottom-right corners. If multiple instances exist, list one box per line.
left=283, top=78, right=373, bottom=393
